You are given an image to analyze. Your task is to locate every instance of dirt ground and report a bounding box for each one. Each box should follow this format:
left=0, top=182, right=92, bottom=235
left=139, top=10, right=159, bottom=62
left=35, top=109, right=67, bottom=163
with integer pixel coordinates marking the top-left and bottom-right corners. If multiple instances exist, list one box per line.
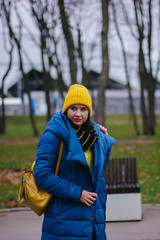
left=0, top=168, right=25, bottom=208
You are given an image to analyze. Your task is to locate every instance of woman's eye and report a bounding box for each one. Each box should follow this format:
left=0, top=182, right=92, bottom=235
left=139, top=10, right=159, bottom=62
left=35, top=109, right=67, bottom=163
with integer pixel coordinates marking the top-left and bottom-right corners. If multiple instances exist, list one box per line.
left=71, top=107, right=76, bottom=110
left=82, top=108, right=87, bottom=111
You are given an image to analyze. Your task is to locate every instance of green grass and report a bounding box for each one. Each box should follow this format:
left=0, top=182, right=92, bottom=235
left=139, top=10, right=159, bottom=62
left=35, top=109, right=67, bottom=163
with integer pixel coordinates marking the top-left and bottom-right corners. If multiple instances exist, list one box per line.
left=0, top=115, right=46, bottom=139
left=0, top=144, right=37, bottom=169
left=0, top=114, right=160, bottom=206
left=0, top=183, right=20, bottom=208
left=106, top=114, right=160, bottom=140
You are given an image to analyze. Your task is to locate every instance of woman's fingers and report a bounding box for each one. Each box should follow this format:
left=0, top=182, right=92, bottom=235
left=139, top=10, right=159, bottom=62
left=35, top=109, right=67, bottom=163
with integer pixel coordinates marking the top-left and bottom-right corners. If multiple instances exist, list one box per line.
left=85, top=201, right=92, bottom=206
left=98, top=124, right=108, bottom=134
left=80, top=190, right=97, bottom=206
left=91, top=192, right=97, bottom=198
left=86, top=195, right=97, bottom=206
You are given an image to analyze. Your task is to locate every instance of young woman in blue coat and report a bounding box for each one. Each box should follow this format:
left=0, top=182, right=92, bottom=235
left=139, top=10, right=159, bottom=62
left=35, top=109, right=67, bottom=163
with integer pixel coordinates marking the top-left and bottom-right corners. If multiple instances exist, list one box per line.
left=34, top=84, right=116, bottom=240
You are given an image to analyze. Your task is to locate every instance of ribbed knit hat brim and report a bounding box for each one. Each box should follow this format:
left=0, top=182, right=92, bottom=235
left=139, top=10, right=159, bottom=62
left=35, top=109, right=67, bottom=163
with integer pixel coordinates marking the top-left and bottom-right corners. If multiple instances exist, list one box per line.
left=63, top=84, right=92, bottom=115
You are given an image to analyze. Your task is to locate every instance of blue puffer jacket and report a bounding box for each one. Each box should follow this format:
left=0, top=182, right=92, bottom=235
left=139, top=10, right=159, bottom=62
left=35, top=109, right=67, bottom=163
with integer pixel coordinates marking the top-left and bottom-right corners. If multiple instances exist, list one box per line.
left=34, top=111, right=116, bottom=240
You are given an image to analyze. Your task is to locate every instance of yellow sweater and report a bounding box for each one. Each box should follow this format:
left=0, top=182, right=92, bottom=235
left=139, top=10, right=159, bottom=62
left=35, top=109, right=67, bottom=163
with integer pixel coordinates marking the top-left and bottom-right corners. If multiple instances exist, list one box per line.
left=84, top=148, right=93, bottom=172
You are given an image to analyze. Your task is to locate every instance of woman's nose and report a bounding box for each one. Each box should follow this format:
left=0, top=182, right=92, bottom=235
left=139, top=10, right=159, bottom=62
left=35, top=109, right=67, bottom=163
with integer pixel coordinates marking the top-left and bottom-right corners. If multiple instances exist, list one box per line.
left=75, top=109, right=81, bottom=115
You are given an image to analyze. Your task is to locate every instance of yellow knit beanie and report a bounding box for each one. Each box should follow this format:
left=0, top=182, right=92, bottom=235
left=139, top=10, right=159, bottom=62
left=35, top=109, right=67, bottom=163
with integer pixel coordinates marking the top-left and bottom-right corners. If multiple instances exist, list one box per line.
left=63, top=84, right=92, bottom=116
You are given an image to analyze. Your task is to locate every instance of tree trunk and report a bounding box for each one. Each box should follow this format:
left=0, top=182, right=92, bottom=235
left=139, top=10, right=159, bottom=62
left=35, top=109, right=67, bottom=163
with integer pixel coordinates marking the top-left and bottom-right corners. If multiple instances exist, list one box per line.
left=77, top=27, right=88, bottom=86
left=0, top=96, right=5, bottom=134
left=18, top=47, right=39, bottom=137
left=44, top=72, right=51, bottom=122
left=0, top=91, right=6, bottom=134
left=53, top=40, right=66, bottom=99
left=111, top=0, right=140, bottom=136
left=58, top=0, right=77, bottom=84
left=146, top=0, right=156, bottom=135
left=134, top=1, right=149, bottom=135
left=1, top=0, right=39, bottom=137
left=0, top=44, right=13, bottom=134
left=41, top=45, right=51, bottom=121
left=138, top=46, right=149, bottom=135
left=96, top=0, right=109, bottom=125
left=133, top=0, right=157, bottom=135
left=147, top=74, right=156, bottom=134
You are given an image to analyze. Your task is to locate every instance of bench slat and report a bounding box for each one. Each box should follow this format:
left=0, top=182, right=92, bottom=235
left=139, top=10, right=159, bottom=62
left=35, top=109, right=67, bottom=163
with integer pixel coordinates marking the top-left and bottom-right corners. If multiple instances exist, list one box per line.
left=104, top=157, right=140, bottom=194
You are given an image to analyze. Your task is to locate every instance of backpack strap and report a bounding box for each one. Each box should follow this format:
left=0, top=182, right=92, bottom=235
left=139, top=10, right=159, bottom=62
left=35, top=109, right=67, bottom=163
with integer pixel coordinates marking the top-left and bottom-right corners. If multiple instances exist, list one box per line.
left=31, top=141, right=63, bottom=175
left=55, top=141, right=64, bottom=175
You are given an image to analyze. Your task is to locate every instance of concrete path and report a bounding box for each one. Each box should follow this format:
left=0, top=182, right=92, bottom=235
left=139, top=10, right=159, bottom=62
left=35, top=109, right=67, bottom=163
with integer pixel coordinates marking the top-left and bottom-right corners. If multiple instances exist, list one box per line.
left=0, top=205, right=160, bottom=240
left=107, top=205, right=160, bottom=240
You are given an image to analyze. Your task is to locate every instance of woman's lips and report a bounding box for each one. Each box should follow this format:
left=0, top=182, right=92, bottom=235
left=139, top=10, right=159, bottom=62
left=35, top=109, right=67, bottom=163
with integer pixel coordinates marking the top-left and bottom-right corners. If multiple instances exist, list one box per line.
left=74, top=118, right=81, bottom=122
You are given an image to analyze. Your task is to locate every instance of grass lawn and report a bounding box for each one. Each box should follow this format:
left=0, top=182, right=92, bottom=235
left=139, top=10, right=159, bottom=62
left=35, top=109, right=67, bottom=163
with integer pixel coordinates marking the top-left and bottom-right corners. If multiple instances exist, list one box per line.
left=0, top=114, right=160, bottom=207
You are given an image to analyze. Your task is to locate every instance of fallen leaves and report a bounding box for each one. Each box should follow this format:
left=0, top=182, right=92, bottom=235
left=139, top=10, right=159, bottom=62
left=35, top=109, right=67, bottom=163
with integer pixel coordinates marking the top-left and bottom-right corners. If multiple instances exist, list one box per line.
left=0, top=169, right=23, bottom=185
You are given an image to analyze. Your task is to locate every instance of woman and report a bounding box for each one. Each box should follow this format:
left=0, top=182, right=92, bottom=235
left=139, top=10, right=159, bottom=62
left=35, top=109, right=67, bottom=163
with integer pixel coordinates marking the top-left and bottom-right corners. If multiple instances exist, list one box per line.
left=34, top=84, right=116, bottom=240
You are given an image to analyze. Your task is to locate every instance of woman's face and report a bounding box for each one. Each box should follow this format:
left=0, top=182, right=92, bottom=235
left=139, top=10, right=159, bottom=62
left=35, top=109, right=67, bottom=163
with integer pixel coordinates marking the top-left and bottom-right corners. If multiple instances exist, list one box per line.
left=67, top=104, right=89, bottom=127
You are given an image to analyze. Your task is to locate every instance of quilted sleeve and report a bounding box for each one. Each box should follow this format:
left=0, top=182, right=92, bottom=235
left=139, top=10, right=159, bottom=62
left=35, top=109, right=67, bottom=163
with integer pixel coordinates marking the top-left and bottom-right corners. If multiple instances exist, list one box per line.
left=34, top=131, right=82, bottom=202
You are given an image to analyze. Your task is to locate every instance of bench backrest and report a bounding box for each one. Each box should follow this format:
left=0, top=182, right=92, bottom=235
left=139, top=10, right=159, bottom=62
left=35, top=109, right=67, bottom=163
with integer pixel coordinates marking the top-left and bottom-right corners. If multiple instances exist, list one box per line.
left=104, top=157, right=140, bottom=194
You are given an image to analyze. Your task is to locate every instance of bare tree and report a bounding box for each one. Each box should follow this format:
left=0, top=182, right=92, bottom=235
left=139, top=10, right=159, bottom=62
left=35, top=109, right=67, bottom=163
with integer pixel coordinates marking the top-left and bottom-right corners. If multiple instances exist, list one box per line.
left=30, top=0, right=52, bottom=120
left=96, top=0, right=110, bottom=125
left=121, top=0, right=160, bottom=135
left=111, top=0, right=140, bottom=135
left=77, top=25, right=88, bottom=86
left=1, top=0, right=39, bottom=137
left=29, top=0, right=67, bottom=120
left=58, top=0, right=77, bottom=84
left=134, top=0, right=158, bottom=134
left=0, top=13, right=13, bottom=134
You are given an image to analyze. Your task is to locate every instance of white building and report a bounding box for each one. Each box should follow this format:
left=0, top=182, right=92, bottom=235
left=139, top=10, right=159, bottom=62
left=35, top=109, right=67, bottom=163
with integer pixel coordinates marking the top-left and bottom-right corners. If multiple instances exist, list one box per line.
left=22, top=89, right=160, bottom=116
left=0, top=98, right=23, bottom=115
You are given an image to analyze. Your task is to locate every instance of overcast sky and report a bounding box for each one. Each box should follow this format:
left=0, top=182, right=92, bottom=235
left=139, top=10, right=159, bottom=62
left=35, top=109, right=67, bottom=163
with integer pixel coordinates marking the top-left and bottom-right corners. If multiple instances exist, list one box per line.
left=1, top=0, right=155, bottom=94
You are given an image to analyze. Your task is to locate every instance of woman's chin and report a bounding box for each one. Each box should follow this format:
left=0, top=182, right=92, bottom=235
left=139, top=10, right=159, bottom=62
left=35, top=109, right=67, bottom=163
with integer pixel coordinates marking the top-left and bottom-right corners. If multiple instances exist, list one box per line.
left=73, top=121, right=83, bottom=127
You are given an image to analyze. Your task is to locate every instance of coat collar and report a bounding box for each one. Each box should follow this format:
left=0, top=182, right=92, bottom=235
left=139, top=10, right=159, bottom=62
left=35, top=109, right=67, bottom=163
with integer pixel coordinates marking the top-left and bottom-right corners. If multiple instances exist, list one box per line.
left=55, top=112, right=105, bottom=188
left=60, top=112, right=89, bottom=166
left=66, top=120, right=105, bottom=188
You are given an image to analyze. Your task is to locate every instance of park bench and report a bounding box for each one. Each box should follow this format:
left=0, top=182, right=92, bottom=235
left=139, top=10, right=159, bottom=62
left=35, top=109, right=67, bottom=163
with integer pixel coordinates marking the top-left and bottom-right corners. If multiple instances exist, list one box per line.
left=104, top=157, right=142, bottom=222
left=104, top=157, right=140, bottom=194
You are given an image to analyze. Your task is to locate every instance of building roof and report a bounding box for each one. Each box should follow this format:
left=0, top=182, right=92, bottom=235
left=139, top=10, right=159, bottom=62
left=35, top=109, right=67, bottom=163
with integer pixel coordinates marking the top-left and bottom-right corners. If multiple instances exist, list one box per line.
left=7, top=69, right=61, bottom=97
left=7, top=69, right=127, bottom=97
left=84, top=70, right=127, bottom=90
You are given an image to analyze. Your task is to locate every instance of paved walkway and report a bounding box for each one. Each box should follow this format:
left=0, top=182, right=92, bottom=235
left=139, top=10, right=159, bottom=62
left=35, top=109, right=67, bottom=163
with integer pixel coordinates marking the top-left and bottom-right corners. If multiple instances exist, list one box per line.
left=0, top=205, right=160, bottom=240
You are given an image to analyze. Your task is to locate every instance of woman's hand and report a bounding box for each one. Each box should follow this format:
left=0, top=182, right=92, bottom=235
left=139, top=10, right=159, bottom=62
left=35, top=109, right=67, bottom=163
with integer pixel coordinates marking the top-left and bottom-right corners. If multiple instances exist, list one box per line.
left=98, top=124, right=108, bottom=134
left=80, top=190, right=97, bottom=206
